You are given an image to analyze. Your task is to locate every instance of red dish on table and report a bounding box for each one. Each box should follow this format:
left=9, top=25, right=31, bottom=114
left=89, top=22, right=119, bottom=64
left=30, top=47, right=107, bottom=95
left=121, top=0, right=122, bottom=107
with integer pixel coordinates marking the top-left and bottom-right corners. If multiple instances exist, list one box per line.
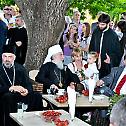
left=55, top=94, right=68, bottom=103
left=41, top=110, right=61, bottom=122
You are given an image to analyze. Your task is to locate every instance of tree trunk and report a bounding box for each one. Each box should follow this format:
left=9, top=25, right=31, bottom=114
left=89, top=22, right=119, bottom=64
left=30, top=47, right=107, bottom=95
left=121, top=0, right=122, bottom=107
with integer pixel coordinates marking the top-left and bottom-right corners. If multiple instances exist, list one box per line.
left=14, top=0, right=67, bottom=71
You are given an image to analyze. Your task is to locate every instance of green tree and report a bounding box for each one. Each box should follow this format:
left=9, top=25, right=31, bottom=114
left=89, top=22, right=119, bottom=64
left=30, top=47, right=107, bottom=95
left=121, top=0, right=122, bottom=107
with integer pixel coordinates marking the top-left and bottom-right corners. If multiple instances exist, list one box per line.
left=1, top=0, right=126, bottom=20
left=0, top=0, right=15, bottom=9
left=0, top=0, right=67, bottom=71
left=0, top=0, right=126, bottom=70
left=68, top=0, right=126, bottom=21
left=14, top=0, right=67, bottom=71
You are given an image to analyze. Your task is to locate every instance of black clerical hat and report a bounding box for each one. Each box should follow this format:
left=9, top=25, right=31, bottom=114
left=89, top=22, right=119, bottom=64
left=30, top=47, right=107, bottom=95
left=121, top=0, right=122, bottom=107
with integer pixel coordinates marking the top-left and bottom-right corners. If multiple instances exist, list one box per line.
left=2, top=45, right=16, bottom=54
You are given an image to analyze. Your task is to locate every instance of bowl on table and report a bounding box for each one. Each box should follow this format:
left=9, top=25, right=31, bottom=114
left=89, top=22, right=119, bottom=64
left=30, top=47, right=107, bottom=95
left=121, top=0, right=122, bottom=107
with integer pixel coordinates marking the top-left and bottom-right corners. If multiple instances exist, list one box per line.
left=41, top=110, right=61, bottom=122
left=55, top=94, right=68, bottom=103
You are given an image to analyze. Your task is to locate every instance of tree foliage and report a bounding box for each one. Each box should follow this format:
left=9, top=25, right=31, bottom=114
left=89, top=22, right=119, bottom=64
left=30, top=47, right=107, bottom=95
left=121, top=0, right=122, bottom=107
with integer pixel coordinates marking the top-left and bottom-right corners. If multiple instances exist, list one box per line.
left=14, top=0, right=67, bottom=70
left=68, top=0, right=126, bottom=21
left=0, top=0, right=15, bottom=9
left=0, top=0, right=67, bottom=71
left=0, top=0, right=125, bottom=70
left=1, top=0, right=126, bottom=20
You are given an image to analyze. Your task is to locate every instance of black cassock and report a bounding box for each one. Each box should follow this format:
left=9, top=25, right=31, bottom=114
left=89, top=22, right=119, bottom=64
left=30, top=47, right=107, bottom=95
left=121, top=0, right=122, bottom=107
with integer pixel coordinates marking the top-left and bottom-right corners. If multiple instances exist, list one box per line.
left=35, top=62, right=80, bottom=94
left=0, top=63, right=43, bottom=126
left=89, top=27, right=122, bottom=78
left=7, top=27, right=28, bottom=65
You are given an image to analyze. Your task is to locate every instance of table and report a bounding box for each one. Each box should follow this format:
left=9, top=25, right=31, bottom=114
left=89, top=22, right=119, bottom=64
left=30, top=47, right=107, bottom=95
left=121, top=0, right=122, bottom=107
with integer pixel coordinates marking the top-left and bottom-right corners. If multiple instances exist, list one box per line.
left=42, top=94, right=110, bottom=125
left=10, top=110, right=91, bottom=126
left=42, top=94, right=109, bottom=108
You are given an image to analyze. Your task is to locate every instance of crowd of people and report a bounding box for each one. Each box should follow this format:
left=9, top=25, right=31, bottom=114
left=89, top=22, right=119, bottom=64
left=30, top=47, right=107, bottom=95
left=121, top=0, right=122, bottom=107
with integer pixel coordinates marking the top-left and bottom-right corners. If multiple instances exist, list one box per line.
left=0, top=4, right=126, bottom=126
left=58, top=10, right=126, bottom=97
left=0, top=5, right=39, bottom=126
left=0, top=5, right=28, bottom=64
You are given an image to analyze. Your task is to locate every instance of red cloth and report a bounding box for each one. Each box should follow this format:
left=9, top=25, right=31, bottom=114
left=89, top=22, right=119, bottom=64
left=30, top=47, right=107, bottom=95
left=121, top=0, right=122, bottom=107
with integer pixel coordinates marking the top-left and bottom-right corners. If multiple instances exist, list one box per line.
left=115, top=74, right=126, bottom=95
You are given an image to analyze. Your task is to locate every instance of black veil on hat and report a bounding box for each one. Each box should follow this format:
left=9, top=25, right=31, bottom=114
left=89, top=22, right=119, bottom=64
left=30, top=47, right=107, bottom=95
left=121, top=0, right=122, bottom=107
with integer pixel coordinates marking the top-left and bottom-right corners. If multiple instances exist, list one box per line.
left=2, top=45, right=16, bottom=54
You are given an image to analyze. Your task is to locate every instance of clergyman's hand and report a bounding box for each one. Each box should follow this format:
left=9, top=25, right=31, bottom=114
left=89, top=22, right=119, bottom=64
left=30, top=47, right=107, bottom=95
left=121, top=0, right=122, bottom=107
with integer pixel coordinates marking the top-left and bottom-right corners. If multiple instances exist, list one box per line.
left=9, top=86, right=28, bottom=96
left=104, top=53, right=110, bottom=64
left=20, top=88, right=28, bottom=96
left=9, top=85, right=23, bottom=93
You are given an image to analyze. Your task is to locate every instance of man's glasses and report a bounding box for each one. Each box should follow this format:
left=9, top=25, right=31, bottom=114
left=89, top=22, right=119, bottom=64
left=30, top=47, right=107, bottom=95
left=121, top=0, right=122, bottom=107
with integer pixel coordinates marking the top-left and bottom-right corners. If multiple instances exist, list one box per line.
left=4, top=8, right=12, bottom=11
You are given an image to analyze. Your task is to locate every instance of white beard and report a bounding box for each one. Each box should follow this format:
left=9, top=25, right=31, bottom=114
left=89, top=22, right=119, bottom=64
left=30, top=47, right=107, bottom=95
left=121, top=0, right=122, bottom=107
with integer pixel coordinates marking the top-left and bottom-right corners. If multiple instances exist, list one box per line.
left=56, top=61, right=64, bottom=70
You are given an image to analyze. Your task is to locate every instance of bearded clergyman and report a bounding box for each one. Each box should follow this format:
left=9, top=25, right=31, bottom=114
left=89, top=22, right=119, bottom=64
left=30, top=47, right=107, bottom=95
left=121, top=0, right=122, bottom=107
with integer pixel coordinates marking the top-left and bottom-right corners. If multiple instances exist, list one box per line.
left=35, top=44, right=80, bottom=94
left=0, top=45, right=43, bottom=126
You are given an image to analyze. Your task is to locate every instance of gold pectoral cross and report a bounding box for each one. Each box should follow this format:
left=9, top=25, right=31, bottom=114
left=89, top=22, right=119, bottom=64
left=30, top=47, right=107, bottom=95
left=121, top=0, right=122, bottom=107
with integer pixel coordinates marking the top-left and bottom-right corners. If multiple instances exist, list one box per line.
left=59, top=82, right=63, bottom=88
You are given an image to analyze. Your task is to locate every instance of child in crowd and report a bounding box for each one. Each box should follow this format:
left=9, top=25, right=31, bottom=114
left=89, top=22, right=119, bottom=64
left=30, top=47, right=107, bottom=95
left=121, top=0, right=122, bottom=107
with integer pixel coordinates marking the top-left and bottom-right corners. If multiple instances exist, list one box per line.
left=82, top=52, right=99, bottom=122
left=84, top=52, right=99, bottom=79
left=68, top=49, right=99, bottom=83
left=82, top=51, right=99, bottom=89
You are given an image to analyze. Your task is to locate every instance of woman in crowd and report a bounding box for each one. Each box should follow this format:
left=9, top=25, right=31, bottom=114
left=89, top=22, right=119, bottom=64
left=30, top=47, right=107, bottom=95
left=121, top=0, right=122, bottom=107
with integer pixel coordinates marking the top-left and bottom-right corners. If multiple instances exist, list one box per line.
left=72, top=10, right=82, bottom=38
left=63, top=23, right=80, bottom=65
left=80, top=22, right=91, bottom=60
left=67, top=48, right=86, bottom=92
left=67, top=48, right=87, bottom=82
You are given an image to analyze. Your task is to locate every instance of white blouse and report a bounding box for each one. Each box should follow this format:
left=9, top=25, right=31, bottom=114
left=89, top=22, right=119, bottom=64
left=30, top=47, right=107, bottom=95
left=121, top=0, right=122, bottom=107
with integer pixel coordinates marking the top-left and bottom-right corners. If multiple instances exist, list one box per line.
left=68, top=60, right=87, bottom=78
left=84, top=63, right=99, bottom=78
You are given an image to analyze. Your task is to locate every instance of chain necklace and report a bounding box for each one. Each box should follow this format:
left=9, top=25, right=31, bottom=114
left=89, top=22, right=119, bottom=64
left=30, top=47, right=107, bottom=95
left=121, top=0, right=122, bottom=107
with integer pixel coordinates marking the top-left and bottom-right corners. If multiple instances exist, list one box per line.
left=2, top=64, right=15, bottom=86
left=54, top=70, right=63, bottom=88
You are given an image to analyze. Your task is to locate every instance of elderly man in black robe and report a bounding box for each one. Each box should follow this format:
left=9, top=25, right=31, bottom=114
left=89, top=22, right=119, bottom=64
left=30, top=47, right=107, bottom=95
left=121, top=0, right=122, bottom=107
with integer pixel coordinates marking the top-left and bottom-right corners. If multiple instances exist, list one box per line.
left=0, top=45, right=43, bottom=126
left=35, top=44, right=80, bottom=94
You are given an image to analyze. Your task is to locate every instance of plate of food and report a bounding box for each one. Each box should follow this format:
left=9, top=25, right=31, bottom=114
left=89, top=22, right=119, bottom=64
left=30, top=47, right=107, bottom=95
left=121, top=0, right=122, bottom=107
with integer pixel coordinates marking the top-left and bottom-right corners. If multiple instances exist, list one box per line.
left=54, top=118, right=69, bottom=126
left=55, top=94, right=68, bottom=103
left=40, top=110, right=62, bottom=122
